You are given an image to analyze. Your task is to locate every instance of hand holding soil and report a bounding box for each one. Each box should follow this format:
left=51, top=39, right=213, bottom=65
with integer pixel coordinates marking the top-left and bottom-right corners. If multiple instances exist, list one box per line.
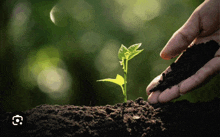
left=146, top=0, right=220, bottom=104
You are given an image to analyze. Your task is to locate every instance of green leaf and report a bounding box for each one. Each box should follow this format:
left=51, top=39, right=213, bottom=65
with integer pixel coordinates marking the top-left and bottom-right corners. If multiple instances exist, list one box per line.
left=128, top=43, right=142, bottom=52
left=97, top=74, right=124, bottom=86
left=128, top=49, right=144, bottom=60
left=118, top=44, right=128, bottom=60
left=124, top=52, right=130, bottom=59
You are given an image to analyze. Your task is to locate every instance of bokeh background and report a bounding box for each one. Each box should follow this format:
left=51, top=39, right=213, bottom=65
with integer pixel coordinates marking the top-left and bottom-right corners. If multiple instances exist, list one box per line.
left=1, top=0, right=219, bottom=112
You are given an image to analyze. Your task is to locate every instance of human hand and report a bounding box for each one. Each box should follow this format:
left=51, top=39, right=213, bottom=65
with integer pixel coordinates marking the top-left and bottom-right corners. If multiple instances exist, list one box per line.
left=146, top=0, right=220, bottom=104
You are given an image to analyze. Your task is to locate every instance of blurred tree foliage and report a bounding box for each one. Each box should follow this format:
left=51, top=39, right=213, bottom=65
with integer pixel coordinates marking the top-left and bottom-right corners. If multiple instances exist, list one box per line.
left=1, top=0, right=219, bottom=112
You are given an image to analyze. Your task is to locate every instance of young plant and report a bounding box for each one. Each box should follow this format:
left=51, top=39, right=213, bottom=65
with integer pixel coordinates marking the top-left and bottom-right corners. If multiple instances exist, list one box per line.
left=97, top=43, right=143, bottom=102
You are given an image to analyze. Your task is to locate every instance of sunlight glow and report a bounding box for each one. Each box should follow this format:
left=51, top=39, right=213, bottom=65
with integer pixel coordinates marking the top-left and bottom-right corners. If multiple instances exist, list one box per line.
left=133, top=0, right=161, bottom=21
left=37, top=67, right=72, bottom=97
left=114, top=0, right=161, bottom=31
left=19, top=46, right=72, bottom=100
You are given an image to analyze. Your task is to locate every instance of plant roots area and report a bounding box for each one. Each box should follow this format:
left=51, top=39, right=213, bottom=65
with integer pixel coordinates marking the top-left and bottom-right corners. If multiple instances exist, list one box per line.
left=1, top=97, right=220, bottom=137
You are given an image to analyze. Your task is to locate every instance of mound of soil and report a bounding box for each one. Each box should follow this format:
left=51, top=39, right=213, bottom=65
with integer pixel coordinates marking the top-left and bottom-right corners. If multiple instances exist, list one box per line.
left=1, top=97, right=220, bottom=137
left=150, top=40, right=220, bottom=92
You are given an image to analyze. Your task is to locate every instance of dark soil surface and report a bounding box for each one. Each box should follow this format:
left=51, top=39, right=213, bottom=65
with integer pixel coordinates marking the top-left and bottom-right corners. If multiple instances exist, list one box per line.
left=150, top=40, right=220, bottom=92
left=1, top=97, right=220, bottom=137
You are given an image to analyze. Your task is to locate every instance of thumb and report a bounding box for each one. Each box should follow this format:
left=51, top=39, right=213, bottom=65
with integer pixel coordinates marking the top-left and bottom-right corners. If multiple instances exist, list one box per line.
left=160, top=1, right=206, bottom=60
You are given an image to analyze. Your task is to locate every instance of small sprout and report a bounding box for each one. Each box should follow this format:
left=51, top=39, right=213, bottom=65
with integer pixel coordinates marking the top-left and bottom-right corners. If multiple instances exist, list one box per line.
left=97, top=43, right=144, bottom=102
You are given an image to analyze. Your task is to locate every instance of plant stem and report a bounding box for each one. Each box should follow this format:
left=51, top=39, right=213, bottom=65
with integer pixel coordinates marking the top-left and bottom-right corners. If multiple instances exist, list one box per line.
left=123, top=58, right=128, bottom=102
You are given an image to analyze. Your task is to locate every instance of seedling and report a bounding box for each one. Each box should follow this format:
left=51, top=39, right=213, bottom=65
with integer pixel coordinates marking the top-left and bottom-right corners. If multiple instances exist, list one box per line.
left=97, top=43, right=143, bottom=102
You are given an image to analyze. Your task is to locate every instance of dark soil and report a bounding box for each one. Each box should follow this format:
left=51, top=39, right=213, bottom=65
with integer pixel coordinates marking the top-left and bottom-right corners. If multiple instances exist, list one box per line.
left=1, top=97, right=220, bottom=137
left=150, top=40, right=220, bottom=92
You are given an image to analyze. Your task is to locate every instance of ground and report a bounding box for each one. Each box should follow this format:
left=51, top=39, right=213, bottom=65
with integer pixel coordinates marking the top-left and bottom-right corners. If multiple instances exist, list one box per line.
left=1, top=97, right=220, bottom=137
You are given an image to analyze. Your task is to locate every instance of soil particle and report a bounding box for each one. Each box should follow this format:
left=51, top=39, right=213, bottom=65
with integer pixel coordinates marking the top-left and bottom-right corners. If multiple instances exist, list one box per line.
left=149, top=40, right=220, bottom=92
left=1, top=97, right=220, bottom=137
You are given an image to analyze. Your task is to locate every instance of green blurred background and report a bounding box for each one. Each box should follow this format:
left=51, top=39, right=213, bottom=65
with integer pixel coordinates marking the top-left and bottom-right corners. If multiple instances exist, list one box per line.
left=1, top=0, right=219, bottom=112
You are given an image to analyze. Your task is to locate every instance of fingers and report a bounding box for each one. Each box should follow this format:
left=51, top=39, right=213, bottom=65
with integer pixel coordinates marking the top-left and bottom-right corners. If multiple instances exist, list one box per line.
left=160, top=7, right=200, bottom=60
left=215, top=47, right=220, bottom=57
left=147, top=0, right=220, bottom=104
left=146, top=75, right=162, bottom=95
left=148, top=85, right=181, bottom=104
left=180, top=56, right=220, bottom=94
left=146, top=66, right=172, bottom=95
left=148, top=91, right=160, bottom=104
left=147, top=48, right=220, bottom=104
left=160, top=0, right=220, bottom=60
left=195, top=29, right=220, bottom=45
left=196, top=0, right=220, bottom=37
left=158, top=85, right=181, bottom=103
left=148, top=55, right=220, bottom=104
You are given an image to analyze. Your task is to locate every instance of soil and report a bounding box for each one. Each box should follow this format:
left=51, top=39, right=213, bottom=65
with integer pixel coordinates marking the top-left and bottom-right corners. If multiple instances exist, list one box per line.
left=150, top=40, right=220, bottom=92
left=1, top=97, right=220, bottom=137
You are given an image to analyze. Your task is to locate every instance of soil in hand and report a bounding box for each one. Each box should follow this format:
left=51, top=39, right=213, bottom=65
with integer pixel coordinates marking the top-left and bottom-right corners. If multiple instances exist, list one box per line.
left=149, top=40, right=220, bottom=92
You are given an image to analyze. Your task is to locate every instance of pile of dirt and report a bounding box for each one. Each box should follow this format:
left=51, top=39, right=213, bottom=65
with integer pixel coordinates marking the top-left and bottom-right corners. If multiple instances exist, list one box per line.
left=1, top=97, right=220, bottom=137
left=150, top=40, right=220, bottom=92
